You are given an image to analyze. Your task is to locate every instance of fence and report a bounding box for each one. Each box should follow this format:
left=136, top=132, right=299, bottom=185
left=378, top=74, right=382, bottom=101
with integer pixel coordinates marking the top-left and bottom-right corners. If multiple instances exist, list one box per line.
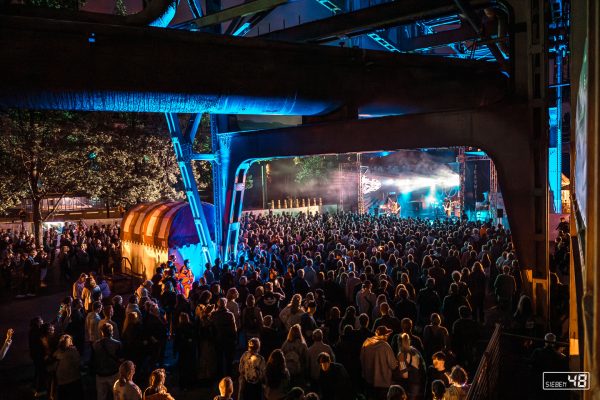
left=466, top=323, right=502, bottom=400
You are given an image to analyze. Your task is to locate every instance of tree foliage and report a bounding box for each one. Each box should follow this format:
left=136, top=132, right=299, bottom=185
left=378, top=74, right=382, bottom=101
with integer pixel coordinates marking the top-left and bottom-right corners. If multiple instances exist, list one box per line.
left=84, top=113, right=184, bottom=207
left=0, top=111, right=184, bottom=246
left=294, top=156, right=327, bottom=185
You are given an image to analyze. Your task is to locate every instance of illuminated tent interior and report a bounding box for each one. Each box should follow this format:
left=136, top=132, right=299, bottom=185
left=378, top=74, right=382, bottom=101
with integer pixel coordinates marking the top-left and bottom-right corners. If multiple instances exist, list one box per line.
left=120, top=201, right=214, bottom=280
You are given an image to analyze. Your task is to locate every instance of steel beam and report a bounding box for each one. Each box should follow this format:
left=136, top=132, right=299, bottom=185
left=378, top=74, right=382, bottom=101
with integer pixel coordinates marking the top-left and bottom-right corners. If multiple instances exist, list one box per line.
left=182, top=0, right=289, bottom=28
left=260, top=0, right=492, bottom=43
left=222, top=104, right=540, bottom=276
left=397, top=21, right=500, bottom=51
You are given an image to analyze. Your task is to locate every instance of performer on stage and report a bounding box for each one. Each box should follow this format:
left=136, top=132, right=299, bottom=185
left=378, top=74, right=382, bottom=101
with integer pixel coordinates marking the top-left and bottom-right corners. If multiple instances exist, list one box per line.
left=177, top=259, right=194, bottom=298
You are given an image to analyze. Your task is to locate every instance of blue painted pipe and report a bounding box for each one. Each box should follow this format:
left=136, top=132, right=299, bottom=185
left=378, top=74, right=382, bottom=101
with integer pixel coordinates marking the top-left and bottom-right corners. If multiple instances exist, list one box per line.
left=0, top=14, right=508, bottom=116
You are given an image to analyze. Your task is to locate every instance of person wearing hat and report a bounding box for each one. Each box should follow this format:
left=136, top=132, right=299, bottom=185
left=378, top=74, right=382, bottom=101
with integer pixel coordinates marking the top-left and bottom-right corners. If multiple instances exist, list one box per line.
left=360, top=325, right=398, bottom=400
left=238, top=337, right=266, bottom=400
left=530, top=333, right=568, bottom=396
left=317, top=352, right=353, bottom=400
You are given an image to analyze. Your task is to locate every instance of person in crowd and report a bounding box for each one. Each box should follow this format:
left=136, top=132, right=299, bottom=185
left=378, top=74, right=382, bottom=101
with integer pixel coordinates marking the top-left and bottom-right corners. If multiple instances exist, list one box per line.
left=441, top=284, right=470, bottom=330
left=211, top=297, right=237, bottom=377
left=143, top=368, right=174, bottom=400
left=494, top=265, right=516, bottom=311
left=443, top=366, right=469, bottom=400
left=423, top=313, right=450, bottom=361
left=286, top=387, right=306, bottom=400
left=85, top=301, right=103, bottom=351
left=53, top=334, right=83, bottom=400
left=394, top=287, right=418, bottom=324
left=136, top=280, right=153, bottom=299
left=468, top=263, right=486, bottom=322
left=93, top=324, right=122, bottom=400
left=356, top=281, right=377, bottom=316
left=173, top=313, right=196, bottom=389
left=530, top=333, right=568, bottom=387
left=112, top=296, right=126, bottom=334
left=67, top=299, right=85, bottom=352
left=120, top=312, right=143, bottom=382
left=395, top=333, right=426, bottom=400
left=431, top=380, right=447, bottom=400
left=280, top=294, right=305, bottom=330
left=387, top=385, right=408, bottom=400
left=238, top=337, right=266, bottom=400
left=282, top=324, right=309, bottom=386
left=113, top=360, right=142, bottom=400
left=264, top=349, right=291, bottom=400
left=214, top=376, right=235, bottom=400
left=97, top=275, right=111, bottom=299
left=360, top=326, right=398, bottom=400
left=317, top=352, right=352, bottom=400
left=426, top=352, right=450, bottom=400
left=307, top=329, right=334, bottom=386
left=259, top=315, right=280, bottom=360
left=451, top=306, right=479, bottom=372
left=72, top=273, right=87, bottom=300
left=374, top=302, right=402, bottom=335
left=81, top=277, right=102, bottom=312
left=417, top=279, right=441, bottom=327
left=98, top=303, right=120, bottom=341
left=242, top=294, right=263, bottom=340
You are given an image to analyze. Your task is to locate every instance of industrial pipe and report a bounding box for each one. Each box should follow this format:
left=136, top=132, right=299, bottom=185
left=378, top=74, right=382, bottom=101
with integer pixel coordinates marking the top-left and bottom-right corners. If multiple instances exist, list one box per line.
left=0, top=15, right=507, bottom=115
left=0, top=0, right=180, bottom=27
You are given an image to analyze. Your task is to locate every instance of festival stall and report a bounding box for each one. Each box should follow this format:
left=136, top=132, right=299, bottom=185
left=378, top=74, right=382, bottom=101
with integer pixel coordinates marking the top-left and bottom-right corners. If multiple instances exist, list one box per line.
left=120, top=201, right=214, bottom=280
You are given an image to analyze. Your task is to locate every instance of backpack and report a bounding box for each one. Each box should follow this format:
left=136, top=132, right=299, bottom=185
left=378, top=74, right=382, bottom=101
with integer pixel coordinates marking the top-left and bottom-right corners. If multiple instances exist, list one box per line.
left=285, top=349, right=302, bottom=376
left=244, top=307, right=260, bottom=332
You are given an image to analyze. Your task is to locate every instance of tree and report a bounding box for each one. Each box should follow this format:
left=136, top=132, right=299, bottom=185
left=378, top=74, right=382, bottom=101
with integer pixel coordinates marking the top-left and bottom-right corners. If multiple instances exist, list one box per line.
left=83, top=113, right=184, bottom=209
left=0, top=110, right=94, bottom=247
left=0, top=111, right=185, bottom=248
left=294, top=156, right=327, bottom=185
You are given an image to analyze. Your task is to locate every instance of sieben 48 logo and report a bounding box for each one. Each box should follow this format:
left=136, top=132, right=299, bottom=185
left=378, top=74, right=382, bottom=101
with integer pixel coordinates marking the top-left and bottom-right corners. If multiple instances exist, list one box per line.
left=543, top=372, right=590, bottom=390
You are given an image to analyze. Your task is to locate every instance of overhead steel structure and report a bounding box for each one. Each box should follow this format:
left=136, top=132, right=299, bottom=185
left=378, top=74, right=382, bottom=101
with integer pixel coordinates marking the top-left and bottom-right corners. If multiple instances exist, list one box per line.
left=0, top=0, right=550, bottom=318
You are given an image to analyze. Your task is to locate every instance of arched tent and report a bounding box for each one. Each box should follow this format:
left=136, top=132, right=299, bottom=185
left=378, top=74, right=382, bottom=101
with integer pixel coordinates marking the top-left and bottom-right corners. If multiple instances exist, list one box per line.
left=120, top=201, right=214, bottom=280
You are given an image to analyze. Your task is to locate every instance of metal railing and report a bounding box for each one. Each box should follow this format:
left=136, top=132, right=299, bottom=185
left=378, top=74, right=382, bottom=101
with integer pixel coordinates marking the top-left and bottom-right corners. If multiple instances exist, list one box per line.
left=466, top=323, right=502, bottom=400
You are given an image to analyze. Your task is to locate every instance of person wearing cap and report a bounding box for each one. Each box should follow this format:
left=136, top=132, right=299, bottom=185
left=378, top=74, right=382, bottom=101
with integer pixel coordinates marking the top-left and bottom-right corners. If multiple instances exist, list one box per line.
left=530, top=333, right=567, bottom=388
left=317, top=352, right=352, bottom=400
left=238, top=337, right=266, bottom=400
left=360, top=325, right=398, bottom=400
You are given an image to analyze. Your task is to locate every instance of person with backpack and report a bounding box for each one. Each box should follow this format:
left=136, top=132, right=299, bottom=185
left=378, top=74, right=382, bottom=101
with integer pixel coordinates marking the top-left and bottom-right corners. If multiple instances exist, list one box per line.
left=394, top=333, right=426, bottom=400
left=281, top=324, right=308, bottom=386
left=242, top=294, right=264, bottom=340
left=238, top=338, right=266, bottom=400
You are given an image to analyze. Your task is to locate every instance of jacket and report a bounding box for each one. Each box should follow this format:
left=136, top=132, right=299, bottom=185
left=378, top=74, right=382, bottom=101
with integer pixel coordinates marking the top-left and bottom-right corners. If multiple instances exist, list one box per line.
left=360, top=335, right=398, bottom=388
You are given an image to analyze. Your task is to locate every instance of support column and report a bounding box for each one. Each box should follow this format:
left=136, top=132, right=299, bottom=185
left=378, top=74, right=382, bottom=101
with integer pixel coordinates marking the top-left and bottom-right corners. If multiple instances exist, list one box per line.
left=165, top=113, right=216, bottom=270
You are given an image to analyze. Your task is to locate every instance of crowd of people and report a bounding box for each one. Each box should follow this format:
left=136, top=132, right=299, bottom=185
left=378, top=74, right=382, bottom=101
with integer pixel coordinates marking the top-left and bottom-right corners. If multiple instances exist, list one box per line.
left=0, top=222, right=122, bottom=298
left=5, top=211, right=571, bottom=400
